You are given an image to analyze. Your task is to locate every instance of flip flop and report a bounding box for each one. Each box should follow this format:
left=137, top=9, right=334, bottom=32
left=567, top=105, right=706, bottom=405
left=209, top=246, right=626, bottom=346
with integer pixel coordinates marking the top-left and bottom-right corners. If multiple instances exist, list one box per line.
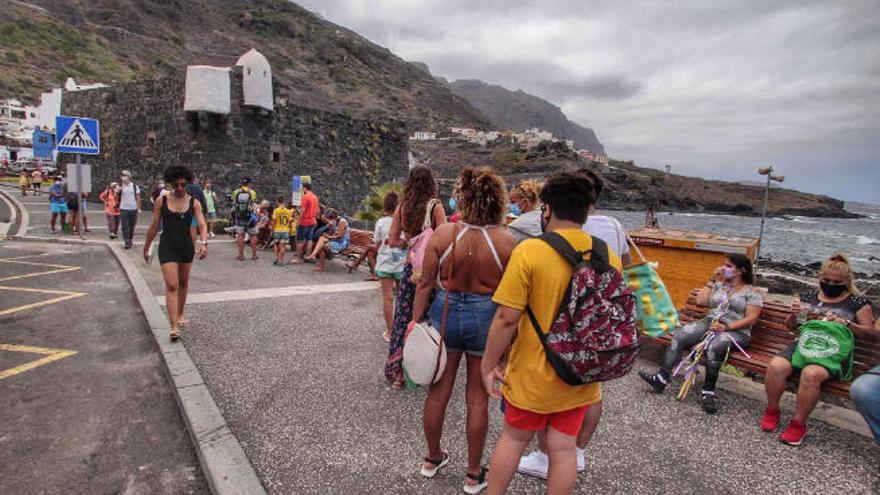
left=420, top=451, right=450, bottom=478
left=170, top=329, right=180, bottom=341
left=463, top=467, right=489, bottom=494
left=236, top=255, right=245, bottom=261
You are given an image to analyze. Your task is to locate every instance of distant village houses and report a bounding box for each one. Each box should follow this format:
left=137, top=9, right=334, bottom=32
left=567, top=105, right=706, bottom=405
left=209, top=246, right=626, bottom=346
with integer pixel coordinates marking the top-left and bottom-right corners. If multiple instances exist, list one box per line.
left=411, top=131, right=436, bottom=141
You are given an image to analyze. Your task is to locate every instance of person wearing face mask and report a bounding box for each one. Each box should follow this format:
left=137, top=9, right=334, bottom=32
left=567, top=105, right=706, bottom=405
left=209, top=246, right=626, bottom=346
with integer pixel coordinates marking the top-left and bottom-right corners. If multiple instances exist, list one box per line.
left=639, top=254, right=762, bottom=413
left=760, top=253, right=875, bottom=446
left=506, top=180, right=542, bottom=243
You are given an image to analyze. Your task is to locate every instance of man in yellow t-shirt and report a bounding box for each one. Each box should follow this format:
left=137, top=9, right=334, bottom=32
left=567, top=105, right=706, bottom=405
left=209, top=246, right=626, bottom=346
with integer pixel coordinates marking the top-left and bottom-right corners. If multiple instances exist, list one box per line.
left=271, top=195, right=293, bottom=265
left=483, top=170, right=621, bottom=495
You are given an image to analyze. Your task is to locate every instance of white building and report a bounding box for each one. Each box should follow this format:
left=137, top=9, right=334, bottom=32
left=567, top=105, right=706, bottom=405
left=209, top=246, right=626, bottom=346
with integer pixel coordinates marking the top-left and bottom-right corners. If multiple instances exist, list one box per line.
left=184, top=66, right=232, bottom=115
left=235, top=49, right=273, bottom=111
left=0, top=99, right=39, bottom=144
left=412, top=131, right=436, bottom=141
left=64, top=77, right=107, bottom=92
left=38, top=88, right=62, bottom=131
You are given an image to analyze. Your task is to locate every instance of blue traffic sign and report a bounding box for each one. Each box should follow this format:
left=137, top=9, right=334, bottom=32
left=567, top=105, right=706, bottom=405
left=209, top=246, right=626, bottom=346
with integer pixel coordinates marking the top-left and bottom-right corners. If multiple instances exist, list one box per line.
left=56, top=115, right=100, bottom=155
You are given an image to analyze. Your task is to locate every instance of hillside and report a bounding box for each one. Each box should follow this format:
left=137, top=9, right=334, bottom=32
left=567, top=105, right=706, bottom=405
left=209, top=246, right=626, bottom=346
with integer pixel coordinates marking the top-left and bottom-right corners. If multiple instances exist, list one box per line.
left=448, top=79, right=605, bottom=154
left=410, top=140, right=856, bottom=218
left=0, top=0, right=488, bottom=129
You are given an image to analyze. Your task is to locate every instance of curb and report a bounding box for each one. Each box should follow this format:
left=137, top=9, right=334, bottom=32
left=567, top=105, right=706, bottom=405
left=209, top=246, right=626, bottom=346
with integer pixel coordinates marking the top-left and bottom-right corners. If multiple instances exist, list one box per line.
left=0, top=189, right=267, bottom=495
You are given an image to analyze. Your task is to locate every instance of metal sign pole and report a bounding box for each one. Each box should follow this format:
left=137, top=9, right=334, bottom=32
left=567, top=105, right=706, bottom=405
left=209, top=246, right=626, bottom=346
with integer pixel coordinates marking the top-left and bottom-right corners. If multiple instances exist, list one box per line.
left=755, top=171, right=771, bottom=272
left=76, top=154, right=84, bottom=240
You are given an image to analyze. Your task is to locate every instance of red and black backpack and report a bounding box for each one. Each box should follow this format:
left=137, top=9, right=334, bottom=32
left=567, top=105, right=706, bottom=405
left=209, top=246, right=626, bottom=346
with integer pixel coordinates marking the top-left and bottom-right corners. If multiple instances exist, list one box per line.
left=526, top=232, right=640, bottom=385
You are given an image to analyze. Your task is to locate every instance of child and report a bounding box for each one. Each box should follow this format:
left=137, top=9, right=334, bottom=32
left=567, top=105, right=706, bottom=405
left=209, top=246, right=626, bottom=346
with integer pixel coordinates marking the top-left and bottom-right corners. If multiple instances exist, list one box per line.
left=372, top=191, right=406, bottom=341
left=271, top=196, right=293, bottom=265
left=19, top=170, right=30, bottom=196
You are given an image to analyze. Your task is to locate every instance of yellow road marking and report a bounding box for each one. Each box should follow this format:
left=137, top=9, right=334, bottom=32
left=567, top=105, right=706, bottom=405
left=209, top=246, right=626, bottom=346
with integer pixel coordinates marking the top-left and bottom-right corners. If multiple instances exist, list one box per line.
left=0, top=258, right=81, bottom=283
left=0, top=343, right=78, bottom=380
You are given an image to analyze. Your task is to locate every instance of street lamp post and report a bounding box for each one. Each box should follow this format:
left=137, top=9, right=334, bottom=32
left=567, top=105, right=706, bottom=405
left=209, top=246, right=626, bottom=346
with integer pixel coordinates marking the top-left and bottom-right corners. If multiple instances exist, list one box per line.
left=755, top=166, right=785, bottom=272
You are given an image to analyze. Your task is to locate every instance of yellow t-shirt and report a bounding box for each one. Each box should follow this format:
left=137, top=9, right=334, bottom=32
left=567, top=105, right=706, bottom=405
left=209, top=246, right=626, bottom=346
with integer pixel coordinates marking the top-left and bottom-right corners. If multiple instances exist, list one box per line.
left=492, top=228, right=622, bottom=414
left=272, top=206, right=293, bottom=232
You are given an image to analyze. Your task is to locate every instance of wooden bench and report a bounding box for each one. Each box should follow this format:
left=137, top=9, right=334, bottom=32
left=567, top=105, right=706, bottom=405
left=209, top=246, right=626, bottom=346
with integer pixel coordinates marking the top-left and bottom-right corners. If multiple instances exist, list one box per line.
left=339, top=229, right=374, bottom=258
left=655, top=288, right=880, bottom=397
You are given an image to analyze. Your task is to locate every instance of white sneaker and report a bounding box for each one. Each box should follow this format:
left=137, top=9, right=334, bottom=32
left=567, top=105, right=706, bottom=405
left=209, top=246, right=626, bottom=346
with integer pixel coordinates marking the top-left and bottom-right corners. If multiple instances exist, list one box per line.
left=517, top=450, right=548, bottom=479
left=576, top=447, right=585, bottom=473
left=209, top=232, right=215, bottom=238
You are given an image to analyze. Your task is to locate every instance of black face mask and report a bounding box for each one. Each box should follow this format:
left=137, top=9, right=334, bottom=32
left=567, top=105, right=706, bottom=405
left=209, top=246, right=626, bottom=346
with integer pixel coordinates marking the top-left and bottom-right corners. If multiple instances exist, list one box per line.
left=820, top=282, right=847, bottom=298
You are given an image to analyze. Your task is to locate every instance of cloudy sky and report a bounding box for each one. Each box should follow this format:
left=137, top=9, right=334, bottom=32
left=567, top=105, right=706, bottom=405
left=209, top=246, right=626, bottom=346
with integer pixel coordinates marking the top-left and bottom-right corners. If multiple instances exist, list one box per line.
left=297, top=0, right=879, bottom=204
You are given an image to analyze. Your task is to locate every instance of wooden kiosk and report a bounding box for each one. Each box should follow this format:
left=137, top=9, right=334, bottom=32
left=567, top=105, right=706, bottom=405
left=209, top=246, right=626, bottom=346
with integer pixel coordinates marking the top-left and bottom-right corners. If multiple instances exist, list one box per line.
left=628, top=228, right=759, bottom=309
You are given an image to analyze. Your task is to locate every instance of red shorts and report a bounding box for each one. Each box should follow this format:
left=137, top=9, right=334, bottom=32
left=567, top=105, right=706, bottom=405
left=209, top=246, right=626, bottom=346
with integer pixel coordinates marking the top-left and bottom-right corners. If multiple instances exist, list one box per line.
left=504, top=401, right=590, bottom=437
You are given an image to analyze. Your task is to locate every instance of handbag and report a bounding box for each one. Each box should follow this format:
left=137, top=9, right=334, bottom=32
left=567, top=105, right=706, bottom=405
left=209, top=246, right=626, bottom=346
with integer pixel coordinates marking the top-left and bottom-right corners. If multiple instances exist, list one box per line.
left=792, top=320, right=854, bottom=381
left=403, top=224, right=457, bottom=386
left=408, top=199, right=438, bottom=283
left=622, top=235, right=679, bottom=337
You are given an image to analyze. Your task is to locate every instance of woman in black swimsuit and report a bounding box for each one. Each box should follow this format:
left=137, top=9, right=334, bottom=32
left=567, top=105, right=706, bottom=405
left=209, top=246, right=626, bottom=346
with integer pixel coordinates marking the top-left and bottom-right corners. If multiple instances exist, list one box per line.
left=143, top=166, right=208, bottom=341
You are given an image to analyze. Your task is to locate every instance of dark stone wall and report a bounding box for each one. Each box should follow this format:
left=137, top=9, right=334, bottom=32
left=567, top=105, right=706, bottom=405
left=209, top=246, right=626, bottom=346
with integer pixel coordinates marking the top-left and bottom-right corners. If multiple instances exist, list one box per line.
left=60, top=68, right=408, bottom=214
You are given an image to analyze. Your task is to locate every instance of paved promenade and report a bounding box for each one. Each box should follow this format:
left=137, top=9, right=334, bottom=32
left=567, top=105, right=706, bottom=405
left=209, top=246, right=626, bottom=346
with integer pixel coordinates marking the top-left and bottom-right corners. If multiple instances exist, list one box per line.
left=7, top=189, right=879, bottom=494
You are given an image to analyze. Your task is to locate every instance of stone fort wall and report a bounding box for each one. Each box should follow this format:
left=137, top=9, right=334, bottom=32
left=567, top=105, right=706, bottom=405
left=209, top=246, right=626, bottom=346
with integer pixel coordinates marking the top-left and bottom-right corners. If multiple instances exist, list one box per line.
left=60, top=68, right=408, bottom=215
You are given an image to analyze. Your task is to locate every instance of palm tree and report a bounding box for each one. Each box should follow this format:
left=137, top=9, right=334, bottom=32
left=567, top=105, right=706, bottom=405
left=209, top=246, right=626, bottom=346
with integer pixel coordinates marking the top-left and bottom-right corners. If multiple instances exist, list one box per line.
left=355, top=182, right=403, bottom=222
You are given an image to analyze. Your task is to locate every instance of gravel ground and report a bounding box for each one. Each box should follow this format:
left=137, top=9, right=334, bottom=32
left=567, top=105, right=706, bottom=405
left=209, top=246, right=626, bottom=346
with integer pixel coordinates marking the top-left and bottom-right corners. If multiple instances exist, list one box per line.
left=155, top=240, right=879, bottom=494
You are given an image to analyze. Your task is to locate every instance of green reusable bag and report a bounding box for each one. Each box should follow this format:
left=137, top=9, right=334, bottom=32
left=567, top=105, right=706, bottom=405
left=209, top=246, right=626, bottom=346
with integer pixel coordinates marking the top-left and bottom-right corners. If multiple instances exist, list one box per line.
left=622, top=237, right=679, bottom=337
left=792, top=320, right=854, bottom=381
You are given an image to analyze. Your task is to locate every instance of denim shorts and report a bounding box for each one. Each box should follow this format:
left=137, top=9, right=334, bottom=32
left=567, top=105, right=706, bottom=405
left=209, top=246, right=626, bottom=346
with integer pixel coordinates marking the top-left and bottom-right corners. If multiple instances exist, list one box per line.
left=296, top=225, right=315, bottom=242
left=428, top=289, right=497, bottom=356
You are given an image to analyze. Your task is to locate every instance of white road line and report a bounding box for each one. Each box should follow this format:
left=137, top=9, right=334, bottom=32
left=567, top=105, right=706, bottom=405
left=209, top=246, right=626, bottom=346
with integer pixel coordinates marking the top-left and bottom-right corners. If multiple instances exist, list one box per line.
left=157, top=281, right=379, bottom=306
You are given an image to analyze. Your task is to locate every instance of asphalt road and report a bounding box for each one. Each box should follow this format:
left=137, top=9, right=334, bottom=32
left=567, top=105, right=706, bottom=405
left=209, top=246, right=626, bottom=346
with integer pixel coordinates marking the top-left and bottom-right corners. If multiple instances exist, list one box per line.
left=117, top=240, right=880, bottom=494
left=0, top=241, right=208, bottom=495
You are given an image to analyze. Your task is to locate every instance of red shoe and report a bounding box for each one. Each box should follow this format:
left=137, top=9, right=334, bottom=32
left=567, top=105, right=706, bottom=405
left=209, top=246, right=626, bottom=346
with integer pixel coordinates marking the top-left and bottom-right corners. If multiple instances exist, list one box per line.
left=779, top=419, right=807, bottom=446
left=759, top=405, right=781, bottom=432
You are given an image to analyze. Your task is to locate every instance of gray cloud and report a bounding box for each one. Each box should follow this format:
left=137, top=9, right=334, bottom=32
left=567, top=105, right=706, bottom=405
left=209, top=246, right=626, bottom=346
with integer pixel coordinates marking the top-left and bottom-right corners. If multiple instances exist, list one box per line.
left=297, top=0, right=880, bottom=203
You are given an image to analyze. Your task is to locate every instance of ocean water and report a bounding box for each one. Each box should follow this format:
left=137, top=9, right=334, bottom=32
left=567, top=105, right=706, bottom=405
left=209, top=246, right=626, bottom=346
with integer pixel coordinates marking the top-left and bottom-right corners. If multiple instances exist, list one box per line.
left=604, top=202, right=880, bottom=276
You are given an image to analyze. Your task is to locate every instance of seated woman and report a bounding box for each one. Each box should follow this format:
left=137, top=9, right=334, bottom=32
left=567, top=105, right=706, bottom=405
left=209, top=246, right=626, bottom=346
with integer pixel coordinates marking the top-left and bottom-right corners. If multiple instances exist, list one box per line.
left=761, top=253, right=875, bottom=446
left=305, top=208, right=349, bottom=271
left=639, top=253, right=762, bottom=414
left=255, top=200, right=273, bottom=250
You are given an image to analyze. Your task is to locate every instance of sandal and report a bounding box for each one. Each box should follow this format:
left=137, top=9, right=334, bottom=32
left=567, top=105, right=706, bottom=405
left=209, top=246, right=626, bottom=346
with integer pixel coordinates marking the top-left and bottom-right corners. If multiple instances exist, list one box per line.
left=236, top=255, right=245, bottom=261
left=170, top=329, right=180, bottom=341
left=365, top=275, right=379, bottom=281
left=463, top=467, right=488, bottom=494
left=252, top=254, right=259, bottom=260
left=178, top=318, right=189, bottom=328
left=391, top=378, right=404, bottom=390
left=382, top=331, right=391, bottom=343
left=420, top=451, right=450, bottom=478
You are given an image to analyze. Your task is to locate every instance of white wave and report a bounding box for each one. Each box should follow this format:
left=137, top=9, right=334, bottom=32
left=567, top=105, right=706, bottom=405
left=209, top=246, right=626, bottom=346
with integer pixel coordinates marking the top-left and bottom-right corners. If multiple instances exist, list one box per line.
left=855, top=235, right=879, bottom=245
left=790, top=216, right=817, bottom=224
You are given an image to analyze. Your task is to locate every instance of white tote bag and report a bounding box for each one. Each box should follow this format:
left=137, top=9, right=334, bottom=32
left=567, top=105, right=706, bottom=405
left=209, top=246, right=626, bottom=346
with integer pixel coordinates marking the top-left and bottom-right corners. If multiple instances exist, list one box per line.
left=403, top=321, right=448, bottom=385
left=403, top=224, right=458, bottom=386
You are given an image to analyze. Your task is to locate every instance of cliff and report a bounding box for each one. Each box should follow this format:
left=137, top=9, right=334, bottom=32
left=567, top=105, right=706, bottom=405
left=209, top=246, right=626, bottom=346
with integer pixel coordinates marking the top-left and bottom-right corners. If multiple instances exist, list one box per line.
left=448, top=79, right=605, bottom=154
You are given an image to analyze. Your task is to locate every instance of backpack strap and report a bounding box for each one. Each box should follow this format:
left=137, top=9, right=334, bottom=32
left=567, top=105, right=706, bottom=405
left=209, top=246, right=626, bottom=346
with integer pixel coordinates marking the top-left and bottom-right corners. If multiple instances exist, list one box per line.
left=539, top=231, right=611, bottom=273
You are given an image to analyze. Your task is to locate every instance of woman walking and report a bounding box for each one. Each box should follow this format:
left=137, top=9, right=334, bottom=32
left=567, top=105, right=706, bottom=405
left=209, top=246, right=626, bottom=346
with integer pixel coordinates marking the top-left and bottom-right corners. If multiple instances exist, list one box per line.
left=99, top=182, right=121, bottom=239
left=143, top=166, right=208, bottom=341
left=384, top=166, right=446, bottom=389
left=412, top=167, right=515, bottom=493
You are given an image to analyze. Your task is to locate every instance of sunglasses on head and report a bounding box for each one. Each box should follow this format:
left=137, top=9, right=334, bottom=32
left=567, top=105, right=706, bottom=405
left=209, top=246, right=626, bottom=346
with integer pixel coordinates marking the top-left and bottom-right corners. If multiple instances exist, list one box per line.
left=173, top=181, right=187, bottom=189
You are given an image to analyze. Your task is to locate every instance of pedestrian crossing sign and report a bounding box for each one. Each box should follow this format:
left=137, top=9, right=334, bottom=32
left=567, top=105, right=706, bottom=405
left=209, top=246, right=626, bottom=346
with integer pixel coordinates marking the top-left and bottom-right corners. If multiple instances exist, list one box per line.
left=56, top=115, right=100, bottom=155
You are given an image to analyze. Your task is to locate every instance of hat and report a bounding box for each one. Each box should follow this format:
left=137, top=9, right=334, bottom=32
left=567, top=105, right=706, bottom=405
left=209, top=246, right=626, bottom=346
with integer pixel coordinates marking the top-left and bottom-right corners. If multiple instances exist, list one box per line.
left=110, top=181, right=119, bottom=187
left=121, top=170, right=131, bottom=177
left=242, top=177, right=251, bottom=184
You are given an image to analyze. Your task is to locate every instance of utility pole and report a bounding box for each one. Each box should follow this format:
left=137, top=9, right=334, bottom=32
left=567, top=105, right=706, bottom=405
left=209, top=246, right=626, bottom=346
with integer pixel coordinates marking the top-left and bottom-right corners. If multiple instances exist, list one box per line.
left=755, top=166, right=785, bottom=272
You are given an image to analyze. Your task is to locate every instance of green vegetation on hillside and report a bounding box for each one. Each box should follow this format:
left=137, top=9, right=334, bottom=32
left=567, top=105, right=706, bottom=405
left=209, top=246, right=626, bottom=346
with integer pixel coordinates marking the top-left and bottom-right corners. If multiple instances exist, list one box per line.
left=0, top=14, right=134, bottom=100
